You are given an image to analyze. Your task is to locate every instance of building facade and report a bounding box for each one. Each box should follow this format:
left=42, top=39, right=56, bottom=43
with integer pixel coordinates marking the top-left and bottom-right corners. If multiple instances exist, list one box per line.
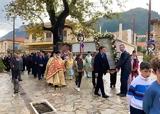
left=0, top=38, right=25, bottom=55
left=24, top=23, right=77, bottom=52
left=112, top=24, right=137, bottom=54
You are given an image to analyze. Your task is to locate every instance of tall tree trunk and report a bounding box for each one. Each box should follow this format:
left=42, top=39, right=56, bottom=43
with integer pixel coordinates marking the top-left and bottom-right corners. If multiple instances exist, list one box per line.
left=52, top=26, right=64, bottom=52
left=52, top=27, right=59, bottom=52
left=45, top=0, right=70, bottom=51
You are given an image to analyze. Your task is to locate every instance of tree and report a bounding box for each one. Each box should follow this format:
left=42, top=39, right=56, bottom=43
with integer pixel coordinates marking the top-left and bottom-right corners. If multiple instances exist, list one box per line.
left=5, top=0, right=125, bottom=51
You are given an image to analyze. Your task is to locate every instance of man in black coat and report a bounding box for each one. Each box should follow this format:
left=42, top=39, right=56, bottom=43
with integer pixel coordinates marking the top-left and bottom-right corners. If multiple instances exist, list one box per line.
left=116, top=44, right=131, bottom=97
left=10, top=53, right=21, bottom=94
left=31, top=53, right=38, bottom=78
left=26, top=54, right=32, bottom=75
left=94, top=46, right=110, bottom=98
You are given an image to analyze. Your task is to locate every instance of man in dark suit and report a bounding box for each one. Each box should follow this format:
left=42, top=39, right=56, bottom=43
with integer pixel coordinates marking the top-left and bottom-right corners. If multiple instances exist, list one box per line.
left=37, top=51, right=45, bottom=80
left=94, top=46, right=110, bottom=98
left=116, top=44, right=131, bottom=97
left=31, top=53, right=38, bottom=78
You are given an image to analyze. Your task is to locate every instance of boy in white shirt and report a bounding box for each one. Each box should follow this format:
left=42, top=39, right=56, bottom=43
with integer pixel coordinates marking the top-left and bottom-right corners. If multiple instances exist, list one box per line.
left=127, top=62, right=152, bottom=114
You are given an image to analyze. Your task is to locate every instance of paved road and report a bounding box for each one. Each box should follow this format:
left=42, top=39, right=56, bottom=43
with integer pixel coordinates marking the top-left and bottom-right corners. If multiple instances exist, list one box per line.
left=0, top=72, right=132, bottom=114
left=0, top=73, right=29, bottom=114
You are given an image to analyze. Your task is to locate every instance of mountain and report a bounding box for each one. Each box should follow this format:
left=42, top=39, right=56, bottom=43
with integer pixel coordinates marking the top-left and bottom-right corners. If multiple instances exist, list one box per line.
left=97, top=8, right=160, bottom=35
left=1, top=8, right=160, bottom=40
left=0, top=26, right=28, bottom=40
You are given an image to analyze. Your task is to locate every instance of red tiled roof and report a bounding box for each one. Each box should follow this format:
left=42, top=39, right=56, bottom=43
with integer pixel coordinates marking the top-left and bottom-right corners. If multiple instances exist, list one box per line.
left=151, top=19, right=160, bottom=24
left=0, top=37, right=25, bottom=42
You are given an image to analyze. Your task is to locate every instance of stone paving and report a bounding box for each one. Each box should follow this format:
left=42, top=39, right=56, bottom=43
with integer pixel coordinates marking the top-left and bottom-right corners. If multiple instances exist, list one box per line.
left=0, top=71, right=133, bottom=114
left=0, top=73, right=29, bottom=114
left=1, top=71, right=156, bottom=114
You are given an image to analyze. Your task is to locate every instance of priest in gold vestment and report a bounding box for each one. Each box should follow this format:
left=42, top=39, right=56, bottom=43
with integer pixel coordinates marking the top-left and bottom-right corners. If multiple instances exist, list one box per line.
left=45, top=51, right=66, bottom=86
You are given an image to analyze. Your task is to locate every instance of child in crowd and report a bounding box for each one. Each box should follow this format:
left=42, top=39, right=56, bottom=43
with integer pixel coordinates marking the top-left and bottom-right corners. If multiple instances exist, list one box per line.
left=74, top=54, right=84, bottom=92
left=143, top=58, right=160, bottom=114
left=131, top=50, right=139, bottom=81
left=127, top=62, right=152, bottom=114
left=109, top=69, right=117, bottom=88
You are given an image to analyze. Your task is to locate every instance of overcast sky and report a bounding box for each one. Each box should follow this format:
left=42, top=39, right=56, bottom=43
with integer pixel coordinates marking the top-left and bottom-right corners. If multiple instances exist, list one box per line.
left=0, top=0, right=159, bottom=37
left=124, top=0, right=159, bottom=13
left=92, top=0, right=159, bottom=13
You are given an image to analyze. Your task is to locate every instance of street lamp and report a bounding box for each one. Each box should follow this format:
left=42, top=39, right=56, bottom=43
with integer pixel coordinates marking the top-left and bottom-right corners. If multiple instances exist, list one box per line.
left=132, top=14, right=136, bottom=45
left=12, top=16, right=16, bottom=55
left=147, top=0, right=151, bottom=54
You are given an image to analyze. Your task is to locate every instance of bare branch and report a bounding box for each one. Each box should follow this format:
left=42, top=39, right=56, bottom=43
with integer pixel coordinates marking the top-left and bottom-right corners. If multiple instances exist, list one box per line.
left=62, top=0, right=69, bottom=13
left=46, top=0, right=56, bottom=27
left=56, top=0, right=69, bottom=27
left=30, top=11, right=45, bottom=26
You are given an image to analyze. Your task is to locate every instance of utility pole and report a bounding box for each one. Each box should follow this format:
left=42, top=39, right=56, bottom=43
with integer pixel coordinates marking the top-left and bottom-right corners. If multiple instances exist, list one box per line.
left=132, top=14, right=136, bottom=45
left=12, top=16, right=16, bottom=55
left=147, top=0, right=151, bottom=53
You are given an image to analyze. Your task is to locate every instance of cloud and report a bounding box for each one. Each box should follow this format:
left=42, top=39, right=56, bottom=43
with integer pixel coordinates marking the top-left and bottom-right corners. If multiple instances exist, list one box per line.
left=0, top=0, right=23, bottom=38
left=0, top=30, right=9, bottom=37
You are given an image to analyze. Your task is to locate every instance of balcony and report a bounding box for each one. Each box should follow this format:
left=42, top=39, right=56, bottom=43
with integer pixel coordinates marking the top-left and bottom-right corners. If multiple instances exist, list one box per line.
left=24, top=38, right=53, bottom=46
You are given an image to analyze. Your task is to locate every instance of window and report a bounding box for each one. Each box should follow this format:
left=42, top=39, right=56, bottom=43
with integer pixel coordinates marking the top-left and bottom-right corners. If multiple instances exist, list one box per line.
left=46, top=32, right=52, bottom=38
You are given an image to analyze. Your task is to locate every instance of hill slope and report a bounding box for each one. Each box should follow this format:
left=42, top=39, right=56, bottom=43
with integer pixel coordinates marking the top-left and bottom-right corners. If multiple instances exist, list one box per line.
left=0, top=26, right=28, bottom=40
left=97, top=8, right=160, bottom=34
left=1, top=8, right=160, bottom=39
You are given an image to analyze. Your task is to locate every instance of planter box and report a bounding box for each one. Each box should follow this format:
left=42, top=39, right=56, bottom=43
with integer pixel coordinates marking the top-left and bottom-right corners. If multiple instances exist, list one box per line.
left=30, top=100, right=57, bottom=114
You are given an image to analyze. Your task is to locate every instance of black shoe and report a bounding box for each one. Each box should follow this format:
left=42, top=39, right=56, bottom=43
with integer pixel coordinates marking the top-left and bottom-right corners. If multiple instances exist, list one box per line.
left=119, top=94, right=126, bottom=97
left=48, top=83, right=53, bottom=86
left=94, top=93, right=101, bottom=96
left=117, top=93, right=126, bottom=97
left=14, top=91, right=18, bottom=94
left=19, top=79, right=22, bottom=81
left=102, top=95, right=109, bottom=98
left=116, top=93, right=122, bottom=96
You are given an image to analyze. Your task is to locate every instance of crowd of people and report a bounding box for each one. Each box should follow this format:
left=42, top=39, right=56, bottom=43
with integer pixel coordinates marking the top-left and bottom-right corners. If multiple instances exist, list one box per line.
left=1, top=43, right=160, bottom=114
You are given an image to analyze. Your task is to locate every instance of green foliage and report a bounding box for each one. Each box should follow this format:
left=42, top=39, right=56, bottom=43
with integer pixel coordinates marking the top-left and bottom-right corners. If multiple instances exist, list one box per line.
left=0, top=59, right=6, bottom=72
left=5, top=0, right=125, bottom=35
left=26, top=23, right=44, bottom=39
left=137, top=46, right=142, bottom=52
left=143, top=54, right=153, bottom=62
left=137, top=46, right=146, bottom=53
